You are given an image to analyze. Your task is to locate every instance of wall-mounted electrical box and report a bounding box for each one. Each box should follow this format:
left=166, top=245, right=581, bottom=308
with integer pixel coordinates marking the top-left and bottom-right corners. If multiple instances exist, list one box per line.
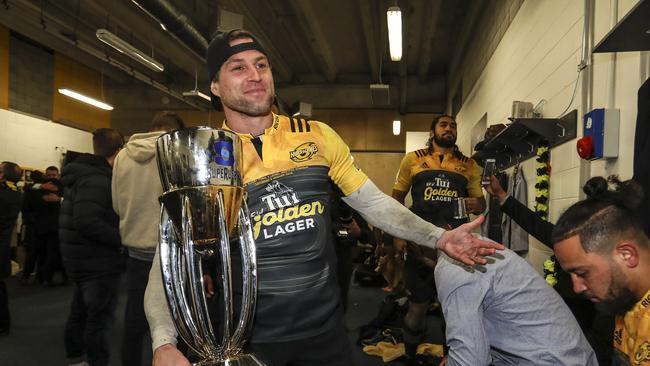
left=577, top=108, right=619, bottom=160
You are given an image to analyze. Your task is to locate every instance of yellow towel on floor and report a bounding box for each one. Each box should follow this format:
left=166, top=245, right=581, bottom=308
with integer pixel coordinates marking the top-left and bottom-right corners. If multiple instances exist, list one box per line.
left=417, top=343, right=444, bottom=358
left=362, top=342, right=444, bottom=363
left=363, top=342, right=405, bottom=362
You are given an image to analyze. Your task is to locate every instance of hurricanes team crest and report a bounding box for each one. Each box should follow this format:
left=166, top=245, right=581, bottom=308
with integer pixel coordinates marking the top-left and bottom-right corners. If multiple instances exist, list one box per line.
left=289, top=142, right=318, bottom=162
left=635, top=342, right=650, bottom=365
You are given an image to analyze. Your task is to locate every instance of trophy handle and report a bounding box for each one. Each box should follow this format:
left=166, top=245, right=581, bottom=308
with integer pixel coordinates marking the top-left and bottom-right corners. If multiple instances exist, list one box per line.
left=159, top=201, right=203, bottom=355
left=160, top=193, right=225, bottom=358
left=230, top=197, right=258, bottom=348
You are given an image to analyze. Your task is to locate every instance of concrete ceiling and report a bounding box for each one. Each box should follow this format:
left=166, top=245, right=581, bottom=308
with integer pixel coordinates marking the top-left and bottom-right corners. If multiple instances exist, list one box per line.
left=1, top=0, right=482, bottom=123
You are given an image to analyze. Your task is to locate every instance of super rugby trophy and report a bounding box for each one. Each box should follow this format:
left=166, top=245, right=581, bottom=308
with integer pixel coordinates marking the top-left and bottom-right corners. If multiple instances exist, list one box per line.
left=156, top=127, right=264, bottom=366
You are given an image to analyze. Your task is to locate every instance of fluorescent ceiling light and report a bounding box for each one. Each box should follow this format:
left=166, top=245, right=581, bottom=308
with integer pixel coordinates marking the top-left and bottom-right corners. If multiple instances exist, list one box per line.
left=387, top=6, right=402, bottom=61
left=131, top=1, right=167, bottom=32
left=58, top=88, right=114, bottom=110
left=96, top=29, right=164, bottom=72
left=393, top=120, right=401, bottom=135
left=182, top=90, right=211, bottom=102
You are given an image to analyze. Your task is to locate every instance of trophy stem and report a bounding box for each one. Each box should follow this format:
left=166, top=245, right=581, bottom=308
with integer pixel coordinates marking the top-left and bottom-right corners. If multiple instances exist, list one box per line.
left=230, top=199, right=258, bottom=348
left=215, top=190, right=234, bottom=351
left=181, top=194, right=222, bottom=357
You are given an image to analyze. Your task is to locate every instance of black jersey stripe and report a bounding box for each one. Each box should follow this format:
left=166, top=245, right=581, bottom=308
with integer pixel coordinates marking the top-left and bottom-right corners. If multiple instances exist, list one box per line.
left=251, top=136, right=264, bottom=160
left=305, top=120, right=311, bottom=132
left=297, top=119, right=304, bottom=132
left=290, top=118, right=297, bottom=132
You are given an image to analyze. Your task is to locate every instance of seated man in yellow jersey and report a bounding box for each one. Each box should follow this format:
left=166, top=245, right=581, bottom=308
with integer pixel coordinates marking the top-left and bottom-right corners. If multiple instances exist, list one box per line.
left=553, top=176, right=650, bottom=366
left=145, top=29, right=502, bottom=366
left=392, top=115, right=485, bottom=365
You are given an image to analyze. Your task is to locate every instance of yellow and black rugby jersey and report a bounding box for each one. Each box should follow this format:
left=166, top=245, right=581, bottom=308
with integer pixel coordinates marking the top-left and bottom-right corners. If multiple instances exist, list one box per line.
left=222, top=113, right=367, bottom=343
left=393, top=148, right=482, bottom=228
left=224, top=113, right=367, bottom=195
left=612, top=289, right=650, bottom=365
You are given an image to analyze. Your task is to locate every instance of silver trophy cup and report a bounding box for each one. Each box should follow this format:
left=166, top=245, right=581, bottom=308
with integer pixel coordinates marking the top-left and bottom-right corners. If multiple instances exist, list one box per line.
left=156, top=127, right=265, bottom=366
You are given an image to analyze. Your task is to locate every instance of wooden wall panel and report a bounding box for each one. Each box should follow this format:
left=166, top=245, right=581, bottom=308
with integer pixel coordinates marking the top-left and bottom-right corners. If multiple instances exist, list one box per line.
left=0, top=25, right=9, bottom=109
left=52, top=53, right=111, bottom=131
left=351, top=152, right=404, bottom=195
left=312, top=109, right=433, bottom=152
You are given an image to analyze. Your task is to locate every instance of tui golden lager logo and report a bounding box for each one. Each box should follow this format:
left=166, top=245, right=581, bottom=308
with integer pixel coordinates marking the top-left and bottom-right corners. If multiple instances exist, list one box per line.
left=252, top=201, right=324, bottom=240
left=289, top=142, right=318, bottom=162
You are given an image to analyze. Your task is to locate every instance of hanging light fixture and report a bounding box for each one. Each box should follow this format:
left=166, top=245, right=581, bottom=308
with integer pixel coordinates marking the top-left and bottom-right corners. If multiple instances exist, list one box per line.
left=96, top=29, right=165, bottom=72
left=58, top=88, right=114, bottom=110
left=183, top=70, right=211, bottom=101
left=393, top=120, right=401, bottom=135
left=387, top=6, right=402, bottom=61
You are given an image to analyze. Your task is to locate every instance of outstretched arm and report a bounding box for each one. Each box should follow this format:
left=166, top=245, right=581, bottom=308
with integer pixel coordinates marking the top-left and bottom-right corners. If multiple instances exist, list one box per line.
left=145, top=247, right=190, bottom=366
left=344, top=180, right=503, bottom=266
left=484, top=175, right=553, bottom=248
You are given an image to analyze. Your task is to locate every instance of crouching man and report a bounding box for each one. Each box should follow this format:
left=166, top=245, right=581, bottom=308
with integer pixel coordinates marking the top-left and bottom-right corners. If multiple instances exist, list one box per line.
left=435, top=246, right=597, bottom=365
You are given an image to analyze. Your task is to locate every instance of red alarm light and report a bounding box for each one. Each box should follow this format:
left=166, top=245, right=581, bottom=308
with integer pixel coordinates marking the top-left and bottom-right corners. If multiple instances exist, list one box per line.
left=576, top=136, right=594, bottom=159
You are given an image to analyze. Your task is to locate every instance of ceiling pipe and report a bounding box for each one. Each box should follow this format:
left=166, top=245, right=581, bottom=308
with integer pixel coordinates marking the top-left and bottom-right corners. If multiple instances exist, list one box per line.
left=578, top=0, right=595, bottom=199
left=131, top=0, right=208, bottom=58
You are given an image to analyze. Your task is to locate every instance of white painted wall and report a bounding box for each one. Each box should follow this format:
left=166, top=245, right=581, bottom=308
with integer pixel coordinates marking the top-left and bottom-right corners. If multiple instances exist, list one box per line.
left=0, top=108, right=93, bottom=171
left=405, top=131, right=430, bottom=153
left=455, top=0, right=646, bottom=273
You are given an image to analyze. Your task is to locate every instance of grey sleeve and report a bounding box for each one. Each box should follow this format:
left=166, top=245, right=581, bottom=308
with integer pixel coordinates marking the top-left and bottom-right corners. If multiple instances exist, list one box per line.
left=342, top=179, right=445, bottom=248
left=144, top=246, right=178, bottom=351
left=436, top=260, right=492, bottom=366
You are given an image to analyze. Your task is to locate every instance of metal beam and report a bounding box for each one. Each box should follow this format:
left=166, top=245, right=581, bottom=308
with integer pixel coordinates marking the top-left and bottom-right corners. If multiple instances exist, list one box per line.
left=417, top=0, right=442, bottom=81
left=4, top=0, right=206, bottom=110
left=265, top=1, right=320, bottom=74
left=290, top=1, right=337, bottom=82
left=357, top=0, right=380, bottom=83
left=399, top=1, right=426, bottom=114
left=277, top=76, right=445, bottom=111
left=222, top=0, right=293, bottom=82
left=447, top=0, right=486, bottom=107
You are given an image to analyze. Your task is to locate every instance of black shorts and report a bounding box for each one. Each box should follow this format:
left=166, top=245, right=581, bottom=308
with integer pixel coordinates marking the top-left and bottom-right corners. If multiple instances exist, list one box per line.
left=247, top=317, right=352, bottom=366
left=403, top=256, right=436, bottom=304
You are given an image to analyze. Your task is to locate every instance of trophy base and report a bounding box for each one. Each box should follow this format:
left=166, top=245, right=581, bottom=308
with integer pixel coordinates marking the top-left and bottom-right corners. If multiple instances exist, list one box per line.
left=193, top=353, right=266, bottom=366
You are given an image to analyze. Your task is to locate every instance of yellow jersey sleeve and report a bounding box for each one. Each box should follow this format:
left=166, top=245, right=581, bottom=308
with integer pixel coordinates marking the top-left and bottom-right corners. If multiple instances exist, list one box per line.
left=614, top=290, right=650, bottom=365
left=393, top=152, right=415, bottom=193
left=317, top=122, right=368, bottom=196
left=466, top=159, right=484, bottom=198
